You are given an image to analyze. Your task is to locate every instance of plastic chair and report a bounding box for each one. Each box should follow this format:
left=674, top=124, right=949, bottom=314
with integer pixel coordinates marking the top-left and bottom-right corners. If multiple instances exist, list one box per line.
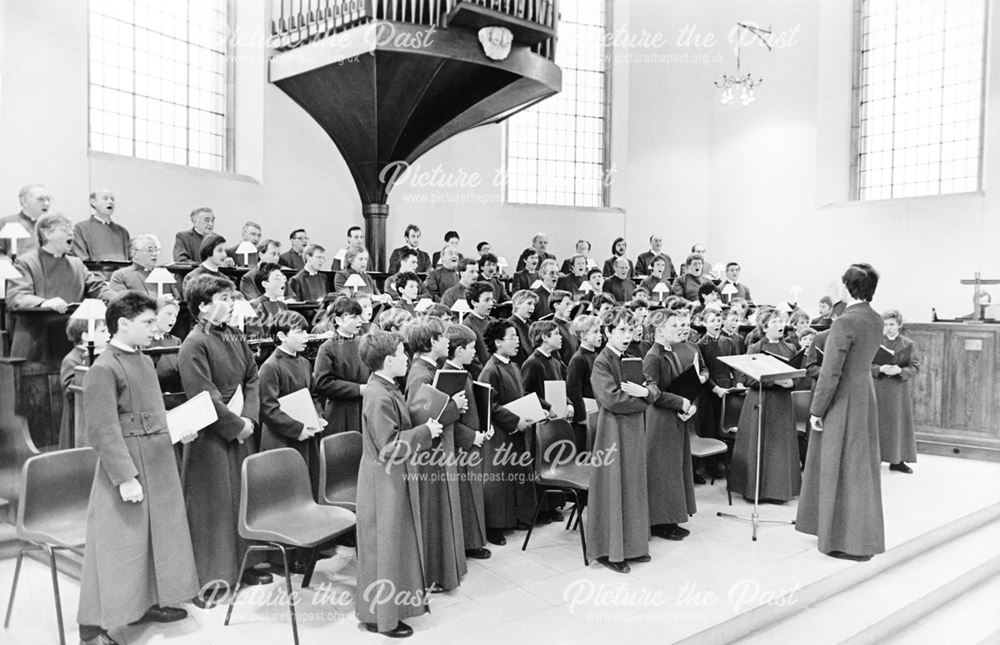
left=225, top=448, right=356, bottom=645
left=791, top=390, right=812, bottom=435
left=4, top=447, right=97, bottom=645
left=690, top=431, right=732, bottom=506
left=318, top=432, right=362, bottom=510
left=521, top=419, right=592, bottom=565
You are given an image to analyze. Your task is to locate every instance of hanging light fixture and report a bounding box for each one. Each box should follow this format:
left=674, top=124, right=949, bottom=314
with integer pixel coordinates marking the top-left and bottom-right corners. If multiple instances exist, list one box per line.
left=716, top=22, right=773, bottom=106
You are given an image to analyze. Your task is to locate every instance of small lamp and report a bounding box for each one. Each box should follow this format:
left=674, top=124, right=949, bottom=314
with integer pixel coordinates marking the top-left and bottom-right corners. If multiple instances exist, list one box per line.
left=0, top=222, right=32, bottom=259
left=0, top=258, right=21, bottom=299
left=450, top=298, right=471, bottom=323
left=497, top=257, right=509, bottom=270
left=720, top=282, right=739, bottom=304
left=234, top=240, right=257, bottom=267
left=652, top=282, right=670, bottom=303
left=230, top=299, right=257, bottom=331
left=530, top=279, right=543, bottom=289
left=578, top=281, right=593, bottom=294
left=344, top=273, right=366, bottom=294
left=789, top=285, right=803, bottom=306
left=71, top=298, right=107, bottom=365
left=146, top=267, right=176, bottom=298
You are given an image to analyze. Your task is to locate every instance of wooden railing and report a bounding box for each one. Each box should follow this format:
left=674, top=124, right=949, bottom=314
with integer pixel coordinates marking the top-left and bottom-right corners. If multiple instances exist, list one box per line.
left=270, top=0, right=557, bottom=59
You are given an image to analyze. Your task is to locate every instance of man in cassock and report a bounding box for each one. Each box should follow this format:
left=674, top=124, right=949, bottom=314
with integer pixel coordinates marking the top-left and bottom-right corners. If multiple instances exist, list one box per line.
left=0, top=183, right=51, bottom=257
left=279, top=228, right=309, bottom=271
left=108, top=234, right=177, bottom=297
left=531, top=259, right=560, bottom=320
left=603, top=257, right=637, bottom=303
left=72, top=189, right=130, bottom=261
left=671, top=253, right=710, bottom=302
left=635, top=234, right=676, bottom=279
left=797, top=263, right=885, bottom=561
left=173, top=206, right=216, bottom=264
left=425, top=246, right=460, bottom=299
left=239, top=239, right=282, bottom=299
left=6, top=213, right=109, bottom=360
left=287, top=244, right=329, bottom=301
left=225, top=221, right=262, bottom=268
left=387, top=223, right=432, bottom=274
left=477, top=253, right=510, bottom=304
left=464, top=281, right=496, bottom=379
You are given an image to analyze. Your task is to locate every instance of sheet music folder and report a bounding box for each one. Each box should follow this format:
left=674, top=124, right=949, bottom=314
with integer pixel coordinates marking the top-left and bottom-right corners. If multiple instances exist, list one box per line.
left=718, top=354, right=806, bottom=383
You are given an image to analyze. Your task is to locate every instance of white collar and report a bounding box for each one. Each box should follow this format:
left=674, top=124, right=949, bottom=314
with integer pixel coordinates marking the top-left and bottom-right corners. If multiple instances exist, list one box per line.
left=110, top=339, right=137, bottom=353
left=494, top=353, right=511, bottom=364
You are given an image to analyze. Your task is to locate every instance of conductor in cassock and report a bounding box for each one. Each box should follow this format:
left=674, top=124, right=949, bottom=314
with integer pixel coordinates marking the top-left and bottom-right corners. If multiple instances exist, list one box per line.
left=796, top=263, right=885, bottom=561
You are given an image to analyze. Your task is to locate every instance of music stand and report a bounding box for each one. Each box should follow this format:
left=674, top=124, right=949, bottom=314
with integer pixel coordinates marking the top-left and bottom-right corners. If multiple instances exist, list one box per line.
left=716, top=353, right=805, bottom=541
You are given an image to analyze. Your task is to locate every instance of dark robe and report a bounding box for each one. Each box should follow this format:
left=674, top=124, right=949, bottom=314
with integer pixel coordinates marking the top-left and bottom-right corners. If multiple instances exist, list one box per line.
left=671, top=273, right=709, bottom=301
left=643, top=342, right=696, bottom=525
left=635, top=251, right=675, bottom=280
left=873, top=334, right=919, bottom=463
left=333, top=268, right=381, bottom=296
left=239, top=266, right=263, bottom=299
left=59, top=345, right=88, bottom=449
left=173, top=228, right=204, bottom=264
left=278, top=249, right=305, bottom=271
left=108, top=263, right=179, bottom=298
left=719, top=280, right=753, bottom=303
left=730, top=338, right=801, bottom=502
left=698, top=333, right=739, bottom=439
left=356, top=374, right=432, bottom=631
left=0, top=211, right=39, bottom=256
left=387, top=246, right=432, bottom=274
left=554, top=316, right=578, bottom=366
left=566, top=346, right=597, bottom=450
left=443, top=359, right=487, bottom=550
left=531, top=285, right=555, bottom=320
left=723, top=328, right=746, bottom=355
left=149, top=334, right=183, bottom=402
left=638, top=275, right=670, bottom=299
left=556, top=274, right=586, bottom=295
left=796, top=302, right=885, bottom=557
left=507, top=314, right=533, bottom=366
left=483, top=275, right=509, bottom=303
left=464, top=312, right=493, bottom=378
left=586, top=346, right=655, bottom=562
left=602, top=256, right=634, bottom=279
left=424, top=267, right=458, bottom=299
left=259, top=349, right=322, bottom=495
left=72, top=216, right=130, bottom=261
left=314, top=334, right=369, bottom=434
left=479, top=355, right=535, bottom=528
left=78, top=343, right=198, bottom=628
left=511, top=270, right=537, bottom=293
left=287, top=269, right=329, bottom=302
left=603, top=275, right=636, bottom=303
left=179, top=322, right=260, bottom=587
left=441, top=282, right=469, bottom=308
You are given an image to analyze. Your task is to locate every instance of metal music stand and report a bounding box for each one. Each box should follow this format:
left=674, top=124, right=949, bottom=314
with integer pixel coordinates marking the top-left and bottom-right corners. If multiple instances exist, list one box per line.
left=716, top=353, right=805, bottom=541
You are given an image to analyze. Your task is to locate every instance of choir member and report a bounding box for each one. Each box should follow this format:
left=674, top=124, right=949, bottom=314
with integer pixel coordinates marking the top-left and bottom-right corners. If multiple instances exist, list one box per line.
left=566, top=315, right=602, bottom=452
left=180, top=234, right=230, bottom=297
left=520, top=320, right=570, bottom=415
left=356, top=330, right=441, bottom=638
left=730, top=309, right=801, bottom=503
left=638, top=256, right=671, bottom=302
left=671, top=253, right=710, bottom=302
left=644, top=309, right=697, bottom=540
left=6, top=213, right=110, bottom=360
left=515, top=232, right=556, bottom=271
left=721, top=308, right=746, bottom=354
left=249, top=262, right=290, bottom=334
left=334, top=248, right=383, bottom=296
left=378, top=306, right=412, bottom=333
left=279, top=228, right=309, bottom=271
left=511, top=250, right=540, bottom=293
left=550, top=289, right=578, bottom=365
left=874, top=309, right=919, bottom=474
left=77, top=292, right=199, bottom=645
left=603, top=256, right=637, bottom=303
left=393, top=272, right=423, bottom=314
left=560, top=240, right=593, bottom=275
left=794, top=328, right=817, bottom=390
left=464, top=281, right=496, bottom=378
left=1, top=183, right=51, bottom=257
left=797, top=264, right=885, bottom=561
left=173, top=207, right=215, bottom=264
left=179, top=274, right=265, bottom=603
left=109, top=234, right=176, bottom=297
left=332, top=226, right=365, bottom=271
left=425, top=245, right=460, bottom=298
left=635, top=234, right=676, bottom=279
left=403, top=317, right=468, bottom=592
left=811, top=296, right=834, bottom=326
left=72, top=189, right=130, bottom=261
left=441, top=257, right=480, bottom=307
left=477, top=252, right=510, bottom=303
left=431, top=230, right=463, bottom=267
left=479, top=320, right=536, bottom=544
left=385, top=249, right=430, bottom=299
left=149, top=296, right=183, bottom=402
left=587, top=308, right=656, bottom=573
left=59, top=316, right=109, bottom=448
left=531, top=259, right=560, bottom=320
left=720, top=262, right=753, bottom=303
left=443, top=323, right=492, bottom=560
left=785, top=310, right=812, bottom=350
left=287, top=244, right=328, bottom=302
left=602, top=237, right=633, bottom=278
left=239, top=239, right=282, bottom=299
left=697, top=282, right=723, bottom=314
left=387, top=223, right=432, bottom=274
left=697, top=308, right=744, bottom=443
left=225, top=221, right=262, bottom=268
left=507, top=289, right=537, bottom=365
left=557, top=254, right=589, bottom=294
left=313, top=296, right=370, bottom=434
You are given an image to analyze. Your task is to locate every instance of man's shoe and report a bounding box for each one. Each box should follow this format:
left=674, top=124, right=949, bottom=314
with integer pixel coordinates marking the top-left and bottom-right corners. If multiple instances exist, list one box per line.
left=827, top=550, right=873, bottom=562
left=364, top=621, right=414, bottom=638
left=693, top=473, right=707, bottom=485
left=192, top=588, right=224, bottom=610
left=515, top=521, right=532, bottom=531
left=465, top=547, right=492, bottom=560
left=241, top=567, right=273, bottom=586
left=652, top=525, right=684, bottom=541
left=130, top=605, right=187, bottom=624
left=81, top=632, right=120, bottom=645
left=486, top=529, right=507, bottom=546
left=626, top=554, right=651, bottom=563
left=597, top=557, right=631, bottom=574
left=889, top=462, right=913, bottom=474
left=667, top=524, right=690, bottom=539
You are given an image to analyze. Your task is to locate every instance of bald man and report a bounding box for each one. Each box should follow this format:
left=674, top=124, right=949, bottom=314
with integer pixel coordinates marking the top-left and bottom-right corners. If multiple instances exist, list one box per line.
left=0, top=184, right=52, bottom=257
left=72, top=189, right=131, bottom=261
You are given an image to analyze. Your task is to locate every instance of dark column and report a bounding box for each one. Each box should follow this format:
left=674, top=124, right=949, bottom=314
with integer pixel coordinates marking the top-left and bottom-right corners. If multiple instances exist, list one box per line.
left=363, top=203, right=389, bottom=273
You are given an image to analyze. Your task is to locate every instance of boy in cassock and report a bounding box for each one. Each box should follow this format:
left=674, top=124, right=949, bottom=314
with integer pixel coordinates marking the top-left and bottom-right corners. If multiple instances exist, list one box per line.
left=77, top=292, right=199, bottom=645
left=441, top=258, right=479, bottom=308
left=287, top=244, right=328, bottom=302
left=59, top=316, right=110, bottom=448
left=148, top=296, right=184, bottom=403
left=179, top=274, right=266, bottom=606
left=250, top=261, right=290, bottom=322
left=643, top=309, right=697, bottom=541
left=566, top=315, right=602, bottom=452
left=722, top=307, right=747, bottom=354
left=393, top=271, right=423, bottom=314
left=638, top=256, right=671, bottom=299
left=697, top=308, right=746, bottom=477
left=443, top=323, right=492, bottom=560
left=402, top=317, right=468, bottom=592
left=314, top=296, right=370, bottom=434
left=874, top=309, right=920, bottom=474
left=550, top=289, right=578, bottom=365
left=476, top=253, right=510, bottom=304
left=587, top=308, right=656, bottom=573
left=463, top=281, right=496, bottom=378
left=506, top=289, right=537, bottom=365
left=356, top=331, right=442, bottom=638
left=479, top=320, right=537, bottom=545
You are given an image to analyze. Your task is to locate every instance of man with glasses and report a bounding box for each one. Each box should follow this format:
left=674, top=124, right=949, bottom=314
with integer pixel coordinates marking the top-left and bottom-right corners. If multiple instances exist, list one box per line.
left=280, top=228, right=309, bottom=271
left=109, top=234, right=177, bottom=297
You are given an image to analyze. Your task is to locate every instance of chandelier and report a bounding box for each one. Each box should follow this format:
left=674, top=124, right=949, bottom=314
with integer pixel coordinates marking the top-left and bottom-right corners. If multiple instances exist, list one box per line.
left=716, top=22, right=773, bottom=106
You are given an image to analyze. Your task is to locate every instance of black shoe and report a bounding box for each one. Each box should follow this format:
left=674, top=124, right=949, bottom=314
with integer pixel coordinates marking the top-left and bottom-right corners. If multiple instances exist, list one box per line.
left=336, top=530, right=357, bottom=547
left=427, top=582, right=447, bottom=594
left=626, top=554, right=651, bottom=563
left=192, top=587, right=225, bottom=610
left=596, top=557, right=631, bottom=574
left=465, top=547, right=492, bottom=560
left=130, top=605, right=187, bottom=624
left=241, top=567, right=273, bottom=586
left=889, top=462, right=913, bottom=474
left=364, top=621, right=414, bottom=638
left=827, top=550, right=873, bottom=562
left=81, top=633, right=120, bottom=645
left=693, top=474, right=707, bottom=485
left=669, top=524, right=691, bottom=538
left=486, top=529, right=507, bottom=546
left=515, top=521, right=532, bottom=531
left=651, top=525, right=684, bottom=541
left=273, top=558, right=310, bottom=577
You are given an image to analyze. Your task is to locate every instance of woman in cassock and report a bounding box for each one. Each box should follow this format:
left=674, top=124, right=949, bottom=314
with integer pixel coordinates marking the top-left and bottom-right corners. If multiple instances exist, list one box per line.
left=333, top=248, right=382, bottom=296
left=179, top=274, right=263, bottom=604
left=356, top=331, right=442, bottom=638
left=566, top=315, right=602, bottom=452
left=873, top=309, right=920, bottom=474
left=587, top=309, right=656, bottom=574
left=730, top=309, right=801, bottom=503
left=796, top=264, right=885, bottom=561
left=643, top=309, right=697, bottom=541
left=313, top=296, right=370, bottom=434
left=402, top=317, right=467, bottom=592
left=479, top=319, right=536, bottom=546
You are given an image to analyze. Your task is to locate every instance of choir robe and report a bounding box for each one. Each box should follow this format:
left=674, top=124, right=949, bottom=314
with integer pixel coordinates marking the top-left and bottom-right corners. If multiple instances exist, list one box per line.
left=172, top=228, right=204, bottom=264
left=511, top=270, right=537, bottom=293
left=556, top=274, right=586, bottom=295
left=259, top=349, right=322, bottom=495
left=719, top=280, right=753, bottom=303
left=464, top=312, right=493, bottom=379
left=723, top=328, right=746, bottom=355
left=796, top=302, right=885, bottom=557
left=226, top=245, right=258, bottom=268
left=670, top=339, right=708, bottom=445
left=643, top=343, right=696, bottom=525
left=479, top=355, right=535, bottom=528
left=180, top=263, right=223, bottom=297
left=59, top=345, right=88, bottom=449
left=424, top=267, right=458, bottom=299
left=520, top=349, right=562, bottom=427
left=239, top=266, right=263, bottom=299
left=566, top=346, right=597, bottom=451
left=314, top=334, right=369, bottom=434
left=0, top=211, right=38, bottom=256
left=149, top=334, right=183, bottom=402
left=698, top=333, right=739, bottom=439
left=250, top=295, right=288, bottom=328
left=108, top=263, right=179, bottom=298
left=601, top=256, right=634, bottom=279
left=356, top=374, right=432, bottom=631
left=603, top=276, right=636, bottom=303
left=554, top=316, right=578, bottom=366
left=404, top=357, right=466, bottom=590
left=483, top=275, right=509, bottom=303
left=278, top=249, right=305, bottom=271
left=179, top=322, right=261, bottom=587
left=671, top=274, right=709, bottom=301
left=443, top=359, right=487, bottom=551
left=287, top=269, right=329, bottom=302
left=72, top=216, right=130, bottom=261
left=730, top=339, right=801, bottom=502
left=531, top=285, right=555, bottom=320
left=387, top=245, right=432, bottom=274
left=78, top=343, right=198, bottom=628
left=334, top=268, right=381, bottom=296
left=384, top=272, right=431, bottom=300
left=516, top=250, right=556, bottom=272
left=872, top=334, right=919, bottom=463
left=635, top=252, right=676, bottom=280
left=507, top=314, right=533, bottom=366
left=440, top=282, right=469, bottom=308
left=638, top=275, right=670, bottom=298
left=586, top=346, right=655, bottom=562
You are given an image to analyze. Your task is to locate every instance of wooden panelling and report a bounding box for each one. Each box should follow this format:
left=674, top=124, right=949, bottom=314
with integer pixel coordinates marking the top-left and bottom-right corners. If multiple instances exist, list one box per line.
left=945, top=330, right=997, bottom=435
left=909, top=328, right=944, bottom=428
